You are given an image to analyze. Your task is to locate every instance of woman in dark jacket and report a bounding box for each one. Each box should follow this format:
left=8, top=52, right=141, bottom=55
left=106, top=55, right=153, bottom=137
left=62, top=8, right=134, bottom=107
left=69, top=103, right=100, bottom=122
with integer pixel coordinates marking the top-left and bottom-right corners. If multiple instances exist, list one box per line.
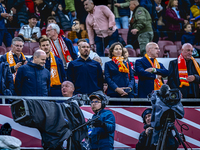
left=165, top=0, right=188, bottom=41
left=104, top=42, right=135, bottom=98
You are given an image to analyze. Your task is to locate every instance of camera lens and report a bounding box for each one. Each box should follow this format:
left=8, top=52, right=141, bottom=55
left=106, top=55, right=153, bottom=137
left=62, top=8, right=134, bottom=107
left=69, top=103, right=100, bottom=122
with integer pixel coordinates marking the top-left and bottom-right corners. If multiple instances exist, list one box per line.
left=170, top=92, right=177, bottom=99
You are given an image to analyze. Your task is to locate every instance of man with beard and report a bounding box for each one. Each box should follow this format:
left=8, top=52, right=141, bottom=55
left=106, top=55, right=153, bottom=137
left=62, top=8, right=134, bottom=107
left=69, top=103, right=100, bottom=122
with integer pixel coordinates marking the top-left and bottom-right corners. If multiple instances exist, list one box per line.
left=67, top=42, right=104, bottom=95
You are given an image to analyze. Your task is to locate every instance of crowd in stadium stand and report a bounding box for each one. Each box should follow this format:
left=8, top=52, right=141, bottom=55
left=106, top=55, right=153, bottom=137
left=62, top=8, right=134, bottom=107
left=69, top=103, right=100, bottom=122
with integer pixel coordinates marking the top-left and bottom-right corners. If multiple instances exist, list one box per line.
left=0, top=0, right=200, bottom=103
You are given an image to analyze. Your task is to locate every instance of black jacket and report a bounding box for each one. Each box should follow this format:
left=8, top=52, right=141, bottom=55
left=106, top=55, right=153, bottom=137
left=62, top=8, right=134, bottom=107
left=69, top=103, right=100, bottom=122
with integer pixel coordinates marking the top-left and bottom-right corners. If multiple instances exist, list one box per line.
left=168, top=59, right=200, bottom=98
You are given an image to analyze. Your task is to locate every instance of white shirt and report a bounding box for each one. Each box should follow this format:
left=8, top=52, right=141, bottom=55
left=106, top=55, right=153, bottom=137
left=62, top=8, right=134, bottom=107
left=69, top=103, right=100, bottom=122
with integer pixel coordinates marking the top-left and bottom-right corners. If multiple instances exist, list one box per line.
left=19, top=24, right=41, bottom=40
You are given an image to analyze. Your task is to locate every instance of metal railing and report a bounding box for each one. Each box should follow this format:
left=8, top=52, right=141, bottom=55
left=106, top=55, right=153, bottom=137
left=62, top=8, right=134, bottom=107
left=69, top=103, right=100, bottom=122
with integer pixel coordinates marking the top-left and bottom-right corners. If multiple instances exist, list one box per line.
left=1, top=96, right=200, bottom=105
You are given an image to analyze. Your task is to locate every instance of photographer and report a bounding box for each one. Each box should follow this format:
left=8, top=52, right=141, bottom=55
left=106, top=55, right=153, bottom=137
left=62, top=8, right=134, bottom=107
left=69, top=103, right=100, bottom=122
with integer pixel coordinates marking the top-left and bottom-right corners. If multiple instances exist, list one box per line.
left=136, top=108, right=154, bottom=150
left=89, top=91, right=115, bottom=150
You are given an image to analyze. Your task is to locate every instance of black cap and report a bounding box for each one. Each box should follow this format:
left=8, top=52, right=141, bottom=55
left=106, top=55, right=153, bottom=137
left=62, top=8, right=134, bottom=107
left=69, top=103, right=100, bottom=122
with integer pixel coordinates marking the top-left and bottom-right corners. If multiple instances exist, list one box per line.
left=29, top=14, right=39, bottom=20
left=142, top=108, right=152, bottom=124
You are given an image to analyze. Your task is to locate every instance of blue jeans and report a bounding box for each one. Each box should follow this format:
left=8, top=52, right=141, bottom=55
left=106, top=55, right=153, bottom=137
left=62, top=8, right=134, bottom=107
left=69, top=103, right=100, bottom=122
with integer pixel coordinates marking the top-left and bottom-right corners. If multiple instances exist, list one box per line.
left=0, top=28, right=12, bottom=47
left=94, top=30, right=119, bottom=56
left=115, top=16, right=129, bottom=29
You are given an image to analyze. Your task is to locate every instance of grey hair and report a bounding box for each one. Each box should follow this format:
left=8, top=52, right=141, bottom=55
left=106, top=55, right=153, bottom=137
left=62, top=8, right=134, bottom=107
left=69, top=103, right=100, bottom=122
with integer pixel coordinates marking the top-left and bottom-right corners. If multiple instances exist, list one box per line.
left=47, top=23, right=60, bottom=34
left=33, top=49, right=46, bottom=58
left=12, top=37, right=24, bottom=45
left=146, top=42, right=158, bottom=52
left=182, top=43, right=193, bottom=50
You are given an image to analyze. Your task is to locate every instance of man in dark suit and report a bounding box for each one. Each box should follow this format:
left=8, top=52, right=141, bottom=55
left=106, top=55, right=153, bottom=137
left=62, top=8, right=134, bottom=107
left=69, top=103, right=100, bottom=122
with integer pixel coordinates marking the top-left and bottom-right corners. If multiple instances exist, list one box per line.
left=168, top=43, right=200, bottom=98
left=135, top=42, right=169, bottom=98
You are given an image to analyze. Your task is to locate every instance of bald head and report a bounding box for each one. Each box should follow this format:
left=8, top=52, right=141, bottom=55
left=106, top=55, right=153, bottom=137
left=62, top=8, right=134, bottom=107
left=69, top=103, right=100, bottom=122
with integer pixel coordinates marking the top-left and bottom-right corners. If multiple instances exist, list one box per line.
left=146, top=42, right=160, bottom=58
left=61, top=81, right=75, bottom=97
left=33, top=50, right=46, bottom=66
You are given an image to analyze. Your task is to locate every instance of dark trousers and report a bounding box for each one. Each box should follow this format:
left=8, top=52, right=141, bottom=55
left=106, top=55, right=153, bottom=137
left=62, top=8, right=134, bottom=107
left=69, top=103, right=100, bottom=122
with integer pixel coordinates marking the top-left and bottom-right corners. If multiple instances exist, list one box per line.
left=94, top=29, right=119, bottom=56
left=0, top=28, right=12, bottom=47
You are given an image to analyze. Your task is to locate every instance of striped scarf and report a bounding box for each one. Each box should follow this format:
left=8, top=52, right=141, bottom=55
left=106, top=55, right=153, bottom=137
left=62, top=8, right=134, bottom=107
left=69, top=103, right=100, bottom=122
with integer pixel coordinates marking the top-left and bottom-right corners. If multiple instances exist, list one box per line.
left=145, top=54, right=163, bottom=90
left=112, top=56, right=129, bottom=73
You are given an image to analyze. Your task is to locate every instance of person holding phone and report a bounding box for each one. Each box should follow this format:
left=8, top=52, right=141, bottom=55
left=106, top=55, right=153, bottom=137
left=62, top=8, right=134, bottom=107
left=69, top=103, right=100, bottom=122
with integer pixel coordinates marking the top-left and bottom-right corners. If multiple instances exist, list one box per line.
left=104, top=42, right=135, bottom=98
left=18, top=14, right=41, bottom=42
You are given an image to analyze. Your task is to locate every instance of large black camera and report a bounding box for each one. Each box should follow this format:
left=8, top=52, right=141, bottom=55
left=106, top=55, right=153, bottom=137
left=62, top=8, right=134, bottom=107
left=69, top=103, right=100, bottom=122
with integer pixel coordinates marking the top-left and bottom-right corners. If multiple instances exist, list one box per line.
left=11, top=96, right=89, bottom=150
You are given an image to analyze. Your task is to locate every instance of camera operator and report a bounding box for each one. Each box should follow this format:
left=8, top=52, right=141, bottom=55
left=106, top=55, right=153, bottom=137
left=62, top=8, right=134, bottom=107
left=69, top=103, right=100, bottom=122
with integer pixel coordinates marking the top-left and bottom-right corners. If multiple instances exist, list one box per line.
left=136, top=108, right=154, bottom=150
left=89, top=91, right=115, bottom=150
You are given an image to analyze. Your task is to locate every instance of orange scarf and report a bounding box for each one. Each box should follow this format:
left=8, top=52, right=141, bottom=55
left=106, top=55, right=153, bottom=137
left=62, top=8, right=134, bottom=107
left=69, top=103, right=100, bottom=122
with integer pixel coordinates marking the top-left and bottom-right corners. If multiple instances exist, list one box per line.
left=112, top=56, right=129, bottom=73
left=178, top=54, right=200, bottom=87
left=145, top=54, right=163, bottom=90
left=6, top=51, right=26, bottom=82
left=50, top=36, right=72, bottom=63
left=49, top=52, right=61, bottom=87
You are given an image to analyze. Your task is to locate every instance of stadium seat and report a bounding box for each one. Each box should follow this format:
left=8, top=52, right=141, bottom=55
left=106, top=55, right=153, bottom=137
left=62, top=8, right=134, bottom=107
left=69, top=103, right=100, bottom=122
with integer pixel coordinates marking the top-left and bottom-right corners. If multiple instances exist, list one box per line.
left=126, top=47, right=136, bottom=57
left=22, top=42, right=32, bottom=55
left=194, top=45, right=200, bottom=50
left=135, top=48, right=140, bottom=57
left=118, top=29, right=129, bottom=44
left=174, top=41, right=182, bottom=51
left=158, top=40, right=174, bottom=57
left=0, top=46, right=6, bottom=55
left=164, top=45, right=178, bottom=58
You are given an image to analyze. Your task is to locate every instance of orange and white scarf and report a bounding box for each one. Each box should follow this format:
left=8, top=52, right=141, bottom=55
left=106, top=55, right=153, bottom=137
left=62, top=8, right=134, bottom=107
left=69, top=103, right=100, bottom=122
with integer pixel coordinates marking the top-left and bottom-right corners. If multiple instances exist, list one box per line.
left=50, top=36, right=72, bottom=63
left=145, top=54, right=163, bottom=90
left=112, top=56, right=129, bottom=73
left=49, top=52, right=61, bottom=87
left=178, top=54, right=200, bottom=87
left=6, top=51, right=26, bottom=82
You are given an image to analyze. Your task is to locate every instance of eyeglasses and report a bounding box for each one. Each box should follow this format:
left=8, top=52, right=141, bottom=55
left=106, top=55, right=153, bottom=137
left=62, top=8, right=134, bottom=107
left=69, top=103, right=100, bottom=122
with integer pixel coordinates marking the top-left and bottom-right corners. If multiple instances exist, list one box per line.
left=14, top=44, right=23, bottom=48
left=90, top=101, right=101, bottom=105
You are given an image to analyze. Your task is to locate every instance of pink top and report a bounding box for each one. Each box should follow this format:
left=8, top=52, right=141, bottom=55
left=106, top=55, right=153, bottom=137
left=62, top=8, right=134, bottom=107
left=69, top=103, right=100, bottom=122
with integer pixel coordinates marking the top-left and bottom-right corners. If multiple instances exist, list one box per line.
left=86, top=5, right=117, bottom=45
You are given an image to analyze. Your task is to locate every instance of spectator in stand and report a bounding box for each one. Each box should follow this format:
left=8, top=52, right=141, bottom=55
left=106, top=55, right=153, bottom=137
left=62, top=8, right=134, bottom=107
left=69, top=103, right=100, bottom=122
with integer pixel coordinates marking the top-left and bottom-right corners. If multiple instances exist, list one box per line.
left=0, top=61, right=14, bottom=103
left=136, top=108, right=153, bottom=150
left=61, top=80, right=74, bottom=97
left=5, top=0, right=29, bottom=27
left=0, top=37, right=27, bottom=82
left=89, top=91, right=115, bottom=150
left=181, top=23, right=196, bottom=45
left=15, top=50, right=50, bottom=96
left=165, top=0, right=188, bottom=41
left=190, top=0, right=200, bottom=28
left=104, top=42, right=135, bottom=98
left=129, top=0, right=154, bottom=57
left=168, top=43, right=200, bottom=98
left=18, top=14, right=41, bottom=42
left=135, top=42, right=169, bottom=98
left=67, top=42, right=104, bottom=95
left=113, top=0, right=130, bottom=29
left=74, top=0, right=88, bottom=30
left=34, top=0, right=59, bottom=28
left=195, top=18, right=200, bottom=45
left=84, top=0, right=119, bottom=56
left=93, top=56, right=103, bottom=67
left=64, top=0, right=76, bottom=26
left=41, top=16, right=65, bottom=38
left=39, top=37, right=66, bottom=96
left=77, top=39, right=99, bottom=59
left=0, top=0, right=12, bottom=47
left=46, top=23, right=77, bottom=70
left=123, top=47, right=138, bottom=97
left=155, top=0, right=165, bottom=28
left=68, top=19, right=89, bottom=44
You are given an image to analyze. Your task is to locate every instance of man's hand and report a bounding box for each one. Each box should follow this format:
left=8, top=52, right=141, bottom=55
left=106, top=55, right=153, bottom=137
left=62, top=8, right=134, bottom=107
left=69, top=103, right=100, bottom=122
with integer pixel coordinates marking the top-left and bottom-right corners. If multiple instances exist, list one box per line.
left=114, top=3, right=121, bottom=7
left=184, top=20, right=188, bottom=24
left=90, top=44, right=95, bottom=51
left=1, top=13, right=9, bottom=18
left=11, top=7, right=16, bottom=14
left=14, top=62, right=22, bottom=70
left=131, top=29, right=138, bottom=35
left=145, top=127, right=153, bottom=135
left=157, top=75, right=162, bottom=79
left=145, top=67, right=154, bottom=73
left=31, top=33, right=38, bottom=39
left=8, top=16, right=13, bottom=22
left=51, top=11, right=55, bottom=15
left=186, top=75, right=195, bottom=82
left=115, top=87, right=128, bottom=96
left=92, top=120, right=105, bottom=128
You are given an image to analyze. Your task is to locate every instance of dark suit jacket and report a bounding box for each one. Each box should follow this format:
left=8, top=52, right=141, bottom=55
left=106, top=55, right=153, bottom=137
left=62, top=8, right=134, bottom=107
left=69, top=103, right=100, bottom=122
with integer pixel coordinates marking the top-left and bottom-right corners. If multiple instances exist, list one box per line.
left=135, top=57, right=169, bottom=98
left=168, top=59, right=200, bottom=98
